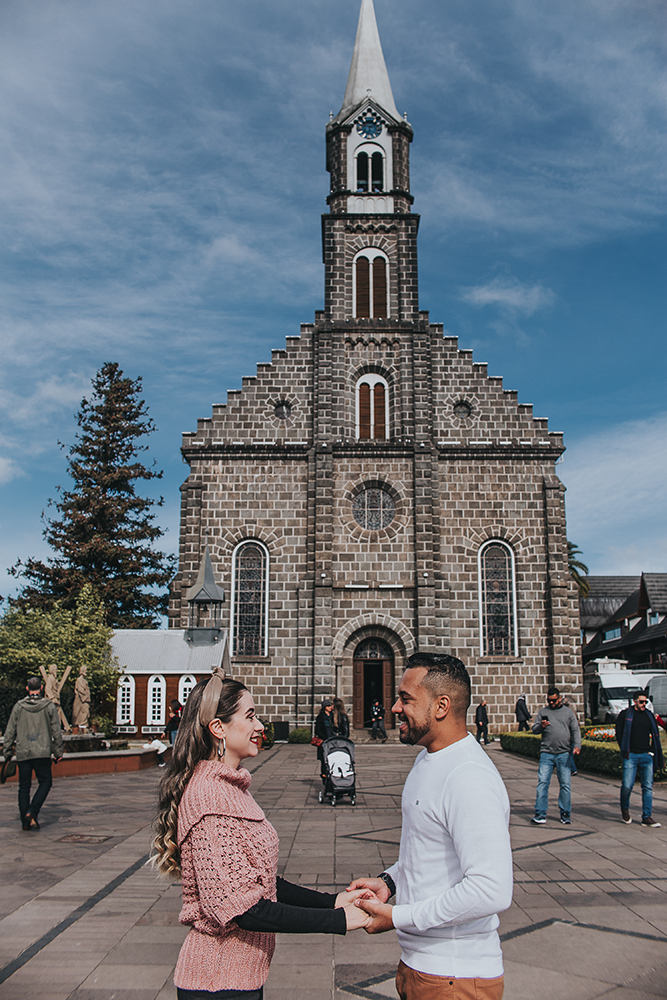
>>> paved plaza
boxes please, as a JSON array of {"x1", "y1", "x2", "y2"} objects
[{"x1": 1, "y1": 743, "x2": 666, "y2": 1000}]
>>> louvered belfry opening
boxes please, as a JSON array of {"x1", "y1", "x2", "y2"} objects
[
  {"x1": 372, "y1": 257, "x2": 387, "y2": 317},
  {"x1": 358, "y1": 382, "x2": 372, "y2": 438},
  {"x1": 356, "y1": 257, "x2": 371, "y2": 317},
  {"x1": 371, "y1": 151, "x2": 383, "y2": 191},
  {"x1": 373, "y1": 383, "x2": 386, "y2": 438}
]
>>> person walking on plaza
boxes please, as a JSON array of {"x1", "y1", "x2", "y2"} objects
[
  {"x1": 616, "y1": 690, "x2": 663, "y2": 827},
  {"x1": 332, "y1": 698, "x2": 350, "y2": 738},
  {"x1": 370, "y1": 698, "x2": 387, "y2": 741},
  {"x1": 314, "y1": 698, "x2": 335, "y2": 781},
  {"x1": 348, "y1": 652, "x2": 513, "y2": 1000},
  {"x1": 515, "y1": 693, "x2": 531, "y2": 731},
  {"x1": 153, "y1": 669, "x2": 371, "y2": 998},
  {"x1": 3, "y1": 676, "x2": 63, "y2": 831},
  {"x1": 531, "y1": 687, "x2": 581, "y2": 825},
  {"x1": 475, "y1": 698, "x2": 490, "y2": 744}
]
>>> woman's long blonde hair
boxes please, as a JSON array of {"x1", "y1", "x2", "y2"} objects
[{"x1": 153, "y1": 675, "x2": 247, "y2": 878}]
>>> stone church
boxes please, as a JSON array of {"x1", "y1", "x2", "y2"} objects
[{"x1": 168, "y1": 0, "x2": 580, "y2": 733}]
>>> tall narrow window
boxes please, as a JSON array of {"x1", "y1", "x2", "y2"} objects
[
  {"x1": 356, "y1": 257, "x2": 370, "y2": 317},
  {"x1": 356, "y1": 375, "x2": 389, "y2": 440},
  {"x1": 356, "y1": 152, "x2": 369, "y2": 192},
  {"x1": 354, "y1": 250, "x2": 389, "y2": 318},
  {"x1": 147, "y1": 674, "x2": 166, "y2": 726},
  {"x1": 478, "y1": 542, "x2": 517, "y2": 657},
  {"x1": 116, "y1": 675, "x2": 135, "y2": 725},
  {"x1": 178, "y1": 674, "x2": 196, "y2": 705},
  {"x1": 232, "y1": 541, "x2": 269, "y2": 657},
  {"x1": 371, "y1": 151, "x2": 383, "y2": 191}
]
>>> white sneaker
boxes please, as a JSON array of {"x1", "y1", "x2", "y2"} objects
[{"x1": 531, "y1": 816, "x2": 546, "y2": 824}]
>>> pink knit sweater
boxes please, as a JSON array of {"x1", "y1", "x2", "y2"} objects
[{"x1": 174, "y1": 759, "x2": 279, "y2": 992}]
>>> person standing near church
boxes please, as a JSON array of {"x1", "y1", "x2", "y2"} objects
[
  {"x1": 348, "y1": 652, "x2": 512, "y2": 1000},
  {"x1": 531, "y1": 687, "x2": 580, "y2": 825},
  {"x1": 616, "y1": 691, "x2": 663, "y2": 827},
  {"x1": 3, "y1": 676, "x2": 63, "y2": 831},
  {"x1": 515, "y1": 693, "x2": 531, "y2": 731},
  {"x1": 475, "y1": 698, "x2": 490, "y2": 745}
]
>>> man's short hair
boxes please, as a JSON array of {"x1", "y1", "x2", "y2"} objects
[
  {"x1": 547, "y1": 686, "x2": 560, "y2": 697},
  {"x1": 405, "y1": 652, "x2": 471, "y2": 716},
  {"x1": 632, "y1": 690, "x2": 646, "y2": 702},
  {"x1": 26, "y1": 676, "x2": 42, "y2": 692}
]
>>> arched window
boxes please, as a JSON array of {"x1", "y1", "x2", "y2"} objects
[
  {"x1": 356, "y1": 375, "x2": 389, "y2": 439},
  {"x1": 355, "y1": 147, "x2": 384, "y2": 193},
  {"x1": 147, "y1": 674, "x2": 166, "y2": 726},
  {"x1": 231, "y1": 540, "x2": 269, "y2": 657},
  {"x1": 178, "y1": 674, "x2": 196, "y2": 705},
  {"x1": 354, "y1": 250, "x2": 388, "y2": 318},
  {"x1": 478, "y1": 541, "x2": 518, "y2": 657},
  {"x1": 116, "y1": 675, "x2": 135, "y2": 725}
]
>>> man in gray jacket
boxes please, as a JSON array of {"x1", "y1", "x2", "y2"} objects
[
  {"x1": 3, "y1": 676, "x2": 64, "y2": 830},
  {"x1": 531, "y1": 686, "x2": 581, "y2": 825}
]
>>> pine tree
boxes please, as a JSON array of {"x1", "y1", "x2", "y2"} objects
[{"x1": 10, "y1": 363, "x2": 175, "y2": 626}]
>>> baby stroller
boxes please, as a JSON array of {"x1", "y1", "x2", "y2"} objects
[{"x1": 318, "y1": 737, "x2": 356, "y2": 807}]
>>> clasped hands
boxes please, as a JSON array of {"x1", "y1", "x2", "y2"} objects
[{"x1": 335, "y1": 877, "x2": 394, "y2": 934}]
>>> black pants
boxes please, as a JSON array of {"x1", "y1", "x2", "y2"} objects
[
  {"x1": 18, "y1": 757, "x2": 53, "y2": 820},
  {"x1": 476, "y1": 724, "x2": 489, "y2": 744},
  {"x1": 372, "y1": 719, "x2": 387, "y2": 740},
  {"x1": 177, "y1": 989, "x2": 262, "y2": 1000},
  {"x1": 517, "y1": 720, "x2": 530, "y2": 732}
]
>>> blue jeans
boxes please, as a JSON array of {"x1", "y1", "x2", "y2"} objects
[
  {"x1": 534, "y1": 752, "x2": 571, "y2": 819},
  {"x1": 621, "y1": 753, "x2": 653, "y2": 820}
]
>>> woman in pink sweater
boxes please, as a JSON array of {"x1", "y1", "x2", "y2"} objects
[{"x1": 154, "y1": 669, "x2": 371, "y2": 1000}]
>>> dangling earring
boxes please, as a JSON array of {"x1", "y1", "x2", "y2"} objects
[{"x1": 218, "y1": 735, "x2": 226, "y2": 759}]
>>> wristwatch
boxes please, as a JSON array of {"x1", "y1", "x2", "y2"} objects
[{"x1": 377, "y1": 872, "x2": 396, "y2": 898}]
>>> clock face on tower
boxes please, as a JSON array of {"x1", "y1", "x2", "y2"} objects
[{"x1": 356, "y1": 113, "x2": 382, "y2": 139}]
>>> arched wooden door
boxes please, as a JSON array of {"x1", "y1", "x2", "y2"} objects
[{"x1": 352, "y1": 638, "x2": 395, "y2": 730}]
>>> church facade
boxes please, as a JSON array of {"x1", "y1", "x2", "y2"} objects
[{"x1": 168, "y1": 0, "x2": 580, "y2": 732}]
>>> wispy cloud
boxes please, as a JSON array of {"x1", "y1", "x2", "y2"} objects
[
  {"x1": 560, "y1": 412, "x2": 667, "y2": 574},
  {"x1": 461, "y1": 276, "x2": 555, "y2": 315}
]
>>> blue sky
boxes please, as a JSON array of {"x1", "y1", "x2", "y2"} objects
[{"x1": 1, "y1": 0, "x2": 666, "y2": 604}]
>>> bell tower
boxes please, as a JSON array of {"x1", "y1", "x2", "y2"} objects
[{"x1": 323, "y1": 0, "x2": 419, "y2": 322}]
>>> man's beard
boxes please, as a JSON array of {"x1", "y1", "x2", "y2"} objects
[{"x1": 398, "y1": 714, "x2": 431, "y2": 746}]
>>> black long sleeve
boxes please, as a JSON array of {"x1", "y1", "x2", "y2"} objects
[{"x1": 235, "y1": 879, "x2": 345, "y2": 935}]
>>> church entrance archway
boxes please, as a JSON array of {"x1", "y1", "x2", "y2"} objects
[{"x1": 352, "y1": 638, "x2": 395, "y2": 730}]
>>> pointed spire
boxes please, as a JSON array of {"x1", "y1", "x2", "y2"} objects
[
  {"x1": 185, "y1": 545, "x2": 225, "y2": 604},
  {"x1": 339, "y1": 0, "x2": 399, "y2": 121}
]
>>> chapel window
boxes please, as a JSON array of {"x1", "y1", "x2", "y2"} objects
[
  {"x1": 116, "y1": 675, "x2": 135, "y2": 726},
  {"x1": 232, "y1": 540, "x2": 269, "y2": 657},
  {"x1": 178, "y1": 674, "x2": 196, "y2": 705},
  {"x1": 147, "y1": 674, "x2": 166, "y2": 726},
  {"x1": 356, "y1": 375, "x2": 389, "y2": 440},
  {"x1": 478, "y1": 542, "x2": 517, "y2": 657}
]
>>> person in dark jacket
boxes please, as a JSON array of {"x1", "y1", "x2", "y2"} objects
[
  {"x1": 515, "y1": 694, "x2": 531, "y2": 732},
  {"x1": 370, "y1": 699, "x2": 387, "y2": 742},
  {"x1": 332, "y1": 698, "x2": 350, "y2": 739},
  {"x1": 615, "y1": 691, "x2": 663, "y2": 827},
  {"x1": 3, "y1": 676, "x2": 64, "y2": 830},
  {"x1": 475, "y1": 700, "x2": 490, "y2": 745},
  {"x1": 314, "y1": 699, "x2": 334, "y2": 780}
]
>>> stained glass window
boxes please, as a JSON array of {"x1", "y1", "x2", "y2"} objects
[
  {"x1": 352, "y1": 488, "x2": 395, "y2": 530},
  {"x1": 233, "y1": 541, "x2": 268, "y2": 656},
  {"x1": 479, "y1": 543, "x2": 516, "y2": 656}
]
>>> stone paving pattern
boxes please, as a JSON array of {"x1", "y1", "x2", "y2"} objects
[{"x1": 1, "y1": 743, "x2": 666, "y2": 999}]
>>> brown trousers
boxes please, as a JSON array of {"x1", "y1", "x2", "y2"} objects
[{"x1": 396, "y1": 960, "x2": 504, "y2": 1000}]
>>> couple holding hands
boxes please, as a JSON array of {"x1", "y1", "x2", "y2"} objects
[{"x1": 154, "y1": 653, "x2": 513, "y2": 1000}]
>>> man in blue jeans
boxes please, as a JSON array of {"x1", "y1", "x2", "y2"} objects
[
  {"x1": 615, "y1": 691, "x2": 663, "y2": 828},
  {"x1": 531, "y1": 687, "x2": 581, "y2": 825}
]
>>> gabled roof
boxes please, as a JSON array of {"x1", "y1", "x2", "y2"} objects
[
  {"x1": 642, "y1": 574, "x2": 667, "y2": 614},
  {"x1": 607, "y1": 589, "x2": 642, "y2": 624},
  {"x1": 336, "y1": 0, "x2": 400, "y2": 124},
  {"x1": 185, "y1": 545, "x2": 225, "y2": 604},
  {"x1": 112, "y1": 629, "x2": 230, "y2": 675},
  {"x1": 579, "y1": 576, "x2": 639, "y2": 629}
]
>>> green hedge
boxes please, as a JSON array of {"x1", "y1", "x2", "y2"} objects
[
  {"x1": 499, "y1": 731, "x2": 622, "y2": 777},
  {"x1": 288, "y1": 727, "x2": 312, "y2": 744}
]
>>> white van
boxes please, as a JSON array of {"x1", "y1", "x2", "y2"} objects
[
  {"x1": 646, "y1": 675, "x2": 667, "y2": 718},
  {"x1": 584, "y1": 658, "x2": 662, "y2": 721}
]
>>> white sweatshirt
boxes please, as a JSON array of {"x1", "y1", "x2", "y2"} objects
[{"x1": 387, "y1": 733, "x2": 512, "y2": 978}]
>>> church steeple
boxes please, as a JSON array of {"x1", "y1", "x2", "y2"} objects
[
  {"x1": 323, "y1": 0, "x2": 418, "y2": 322},
  {"x1": 338, "y1": 0, "x2": 400, "y2": 123}
]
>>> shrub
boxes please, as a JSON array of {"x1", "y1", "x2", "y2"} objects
[
  {"x1": 288, "y1": 727, "x2": 312, "y2": 744},
  {"x1": 499, "y1": 731, "x2": 623, "y2": 778}
]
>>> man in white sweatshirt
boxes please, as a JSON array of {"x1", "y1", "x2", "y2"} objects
[{"x1": 349, "y1": 652, "x2": 513, "y2": 1000}]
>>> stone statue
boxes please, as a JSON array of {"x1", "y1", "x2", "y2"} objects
[
  {"x1": 39, "y1": 662, "x2": 73, "y2": 732},
  {"x1": 72, "y1": 665, "x2": 91, "y2": 730}
]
